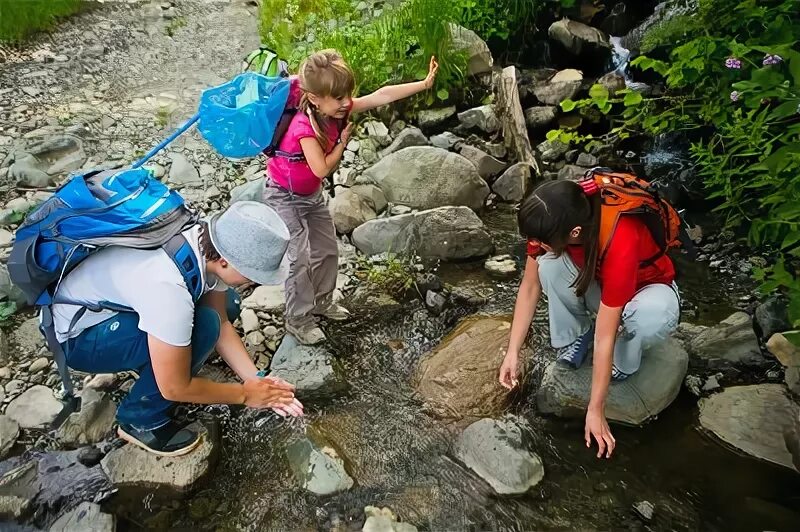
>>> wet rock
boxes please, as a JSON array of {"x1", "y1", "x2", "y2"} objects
[
  {"x1": 358, "y1": 147, "x2": 489, "y2": 211},
  {"x1": 457, "y1": 105, "x2": 500, "y2": 134},
  {"x1": 538, "y1": 338, "x2": 688, "y2": 425},
  {"x1": 352, "y1": 206, "x2": 493, "y2": 261},
  {"x1": 448, "y1": 24, "x2": 493, "y2": 76},
  {"x1": 414, "y1": 273, "x2": 442, "y2": 295},
  {"x1": 415, "y1": 317, "x2": 514, "y2": 421},
  {"x1": 548, "y1": 18, "x2": 611, "y2": 56},
  {"x1": 533, "y1": 69, "x2": 583, "y2": 106},
  {"x1": 598, "y1": 72, "x2": 626, "y2": 96},
  {"x1": 330, "y1": 188, "x2": 377, "y2": 234},
  {"x1": 492, "y1": 163, "x2": 531, "y2": 203},
  {"x1": 699, "y1": 384, "x2": 799, "y2": 472},
  {"x1": 363, "y1": 506, "x2": 418, "y2": 532},
  {"x1": 168, "y1": 152, "x2": 201, "y2": 186},
  {"x1": 229, "y1": 178, "x2": 264, "y2": 204},
  {"x1": 380, "y1": 127, "x2": 429, "y2": 158},
  {"x1": 430, "y1": 132, "x2": 463, "y2": 151},
  {"x1": 56, "y1": 389, "x2": 116, "y2": 445},
  {"x1": 0, "y1": 449, "x2": 114, "y2": 520},
  {"x1": 424, "y1": 290, "x2": 447, "y2": 316},
  {"x1": 484, "y1": 255, "x2": 518, "y2": 278},
  {"x1": 50, "y1": 501, "x2": 115, "y2": 532},
  {"x1": 688, "y1": 312, "x2": 765, "y2": 369},
  {"x1": 458, "y1": 145, "x2": 507, "y2": 181},
  {"x1": 364, "y1": 121, "x2": 392, "y2": 148},
  {"x1": 6, "y1": 385, "x2": 63, "y2": 429},
  {"x1": 77, "y1": 446, "x2": 104, "y2": 468},
  {"x1": 524, "y1": 106, "x2": 558, "y2": 129},
  {"x1": 287, "y1": 434, "x2": 353, "y2": 495},
  {"x1": 0, "y1": 415, "x2": 19, "y2": 459},
  {"x1": 101, "y1": 423, "x2": 217, "y2": 490},
  {"x1": 242, "y1": 284, "x2": 285, "y2": 313},
  {"x1": 351, "y1": 184, "x2": 388, "y2": 214},
  {"x1": 349, "y1": 286, "x2": 402, "y2": 316},
  {"x1": 755, "y1": 297, "x2": 791, "y2": 339},
  {"x1": 633, "y1": 501, "x2": 655, "y2": 522},
  {"x1": 269, "y1": 334, "x2": 344, "y2": 396},
  {"x1": 417, "y1": 107, "x2": 456, "y2": 129},
  {"x1": 455, "y1": 416, "x2": 544, "y2": 494}
]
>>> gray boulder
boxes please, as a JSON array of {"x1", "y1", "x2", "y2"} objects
[
  {"x1": 351, "y1": 184, "x2": 387, "y2": 214},
  {"x1": 699, "y1": 384, "x2": 799, "y2": 472},
  {"x1": 558, "y1": 164, "x2": 589, "y2": 181},
  {"x1": 56, "y1": 389, "x2": 116, "y2": 446},
  {"x1": 533, "y1": 69, "x2": 583, "y2": 106},
  {"x1": 230, "y1": 178, "x2": 264, "y2": 204},
  {"x1": 430, "y1": 132, "x2": 463, "y2": 151},
  {"x1": 269, "y1": 334, "x2": 344, "y2": 397},
  {"x1": 457, "y1": 105, "x2": 500, "y2": 133},
  {"x1": 492, "y1": 163, "x2": 531, "y2": 203},
  {"x1": 358, "y1": 147, "x2": 489, "y2": 211},
  {"x1": 352, "y1": 206, "x2": 493, "y2": 261},
  {"x1": 524, "y1": 106, "x2": 558, "y2": 128},
  {"x1": 10, "y1": 135, "x2": 86, "y2": 187},
  {"x1": 287, "y1": 434, "x2": 353, "y2": 495},
  {"x1": 50, "y1": 501, "x2": 115, "y2": 532},
  {"x1": 329, "y1": 188, "x2": 377, "y2": 234},
  {"x1": 417, "y1": 106, "x2": 456, "y2": 129},
  {"x1": 448, "y1": 24, "x2": 493, "y2": 76},
  {"x1": 0, "y1": 415, "x2": 19, "y2": 459},
  {"x1": 242, "y1": 284, "x2": 285, "y2": 313},
  {"x1": 364, "y1": 121, "x2": 392, "y2": 147},
  {"x1": 168, "y1": 152, "x2": 201, "y2": 186},
  {"x1": 101, "y1": 423, "x2": 217, "y2": 491},
  {"x1": 548, "y1": 18, "x2": 611, "y2": 56},
  {"x1": 458, "y1": 145, "x2": 507, "y2": 181},
  {"x1": 6, "y1": 385, "x2": 62, "y2": 429},
  {"x1": 9, "y1": 155, "x2": 51, "y2": 188},
  {"x1": 380, "y1": 127, "x2": 429, "y2": 158},
  {"x1": 455, "y1": 417, "x2": 544, "y2": 494},
  {"x1": 688, "y1": 312, "x2": 766, "y2": 369},
  {"x1": 537, "y1": 338, "x2": 688, "y2": 425},
  {"x1": 537, "y1": 139, "x2": 570, "y2": 162}
]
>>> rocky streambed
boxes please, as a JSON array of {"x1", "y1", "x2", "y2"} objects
[{"x1": 0, "y1": 1, "x2": 799, "y2": 530}]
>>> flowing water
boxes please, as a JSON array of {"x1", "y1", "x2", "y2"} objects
[{"x1": 107, "y1": 206, "x2": 800, "y2": 531}]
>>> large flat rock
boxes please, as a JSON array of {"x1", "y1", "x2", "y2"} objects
[
  {"x1": 699, "y1": 384, "x2": 799, "y2": 472},
  {"x1": 537, "y1": 338, "x2": 688, "y2": 425},
  {"x1": 269, "y1": 334, "x2": 344, "y2": 398},
  {"x1": 689, "y1": 312, "x2": 765, "y2": 369}
]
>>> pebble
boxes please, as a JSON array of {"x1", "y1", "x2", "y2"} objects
[
  {"x1": 28, "y1": 357, "x2": 50, "y2": 374},
  {"x1": 239, "y1": 308, "x2": 260, "y2": 334},
  {"x1": 5, "y1": 380, "x2": 25, "y2": 395},
  {"x1": 633, "y1": 501, "x2": 655, "y2": 521}
]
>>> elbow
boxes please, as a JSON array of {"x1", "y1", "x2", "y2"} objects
[{"x1": 159, "y1": 382, "x2": 188, "y2": 402}]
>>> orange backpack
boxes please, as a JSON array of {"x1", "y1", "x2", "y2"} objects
[{"x1": 581, "y1": 168, "x2": 686, "y2": 266}]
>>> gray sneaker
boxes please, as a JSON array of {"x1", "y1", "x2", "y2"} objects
[
  {"x1": 312, "y1": 301, "x2": 351, "y2": 321},
  {"x1": 286, "y1": 321, "x2": 326, "y2": 345}
]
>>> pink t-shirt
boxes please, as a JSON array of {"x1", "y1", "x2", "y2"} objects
[{"x1": 267, "y1": 112, "x2": 339, "y2": 195}]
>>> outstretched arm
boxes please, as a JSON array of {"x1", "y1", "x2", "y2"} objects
[
  {"x1": 351, "y1": 56, "x2": 439, "y2": 113},
  {"x1": 585, "y1": 303, "x2": 623, "y2": 458}
]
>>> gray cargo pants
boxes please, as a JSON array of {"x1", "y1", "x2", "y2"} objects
[
  {"x1": 537, "y1": 253, "x2": 680, "y2": 374},
  {"x1": 263, "y1": 183, "x2": 338, "y2": 327}
]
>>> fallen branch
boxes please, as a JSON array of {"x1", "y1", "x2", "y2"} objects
[{"x1": 494, "y1": 65, "x2": 540, "y2": 178}]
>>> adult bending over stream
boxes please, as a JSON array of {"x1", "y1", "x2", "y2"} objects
[{"x1": 499, "y1": 178, "x2": 680, "y2": 458}]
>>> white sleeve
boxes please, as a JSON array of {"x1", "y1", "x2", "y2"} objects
[{"x1": 127, "y1": 278, "x2": 195, "y2": 347}]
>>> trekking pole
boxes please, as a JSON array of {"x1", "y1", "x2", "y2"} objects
[{"x1": 130, "y1": 113, "x2": 201, "y2": 169}]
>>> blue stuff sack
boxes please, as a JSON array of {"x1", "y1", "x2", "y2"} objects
[{"x1": 197, "y1": 72, "x2": 291, "y2": 158}]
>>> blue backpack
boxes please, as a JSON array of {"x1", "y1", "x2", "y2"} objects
[{"x1": 8, "y1": 167, "x2": 204, "y2": 423}]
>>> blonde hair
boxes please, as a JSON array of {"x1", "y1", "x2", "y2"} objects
[{"x1": 298, "y1": 49, "x2": 355, "y2": 151}]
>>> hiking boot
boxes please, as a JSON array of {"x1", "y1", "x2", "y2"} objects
[
  {"x1": 286, "y1": 321, "x2": 326, "y2": 345},
  {"x1": 556, "y1": 326, "x2": 594, "y2": 369},
  {"x1": 312, "y1": 301, "x2": 351, "y2": 321},
  {"x1": 117, "y1": 420, "x2": 201, "y2": 457}
]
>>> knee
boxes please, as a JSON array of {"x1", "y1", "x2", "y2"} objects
[
  {"x1": 225, "y1": 288, "x2": 241, "y2": 323},
  {"x1": 623, "y1": 292, "x2": 679, "y2": 341},
  {"x1": 193, "y1": 306, "x2": 222, "y2": 358}
]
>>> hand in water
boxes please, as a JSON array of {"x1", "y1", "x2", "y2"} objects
[
  {"x1": 498, "y1": 349, "x2": 520, "y2": 390},
  {"x1": 585, "y1": 408, "x2": 615, "y2": 458},
  {"x1": 424, "y1": 56, "x2": 439, "y2": 89},
  {"x1": 263, "y1": 376, "x2": 304, "y2": 418},
  {"x1": 243, "y1": 376, "x2": 295, "y2": 409}
]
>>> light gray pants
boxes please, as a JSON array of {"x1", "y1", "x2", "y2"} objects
[
  {"x1": 537, "y1": 253, "x2": 680, "y2": 374},
  {"x1": 263, "y1": 183, "x2": 338, "y2": 327}
]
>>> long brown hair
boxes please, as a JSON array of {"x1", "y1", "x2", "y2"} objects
[
  {"x1": 518, "y1": 180, "x2": 602, "y2": 296},
  {"x1": 297, "y1": 49, "x2": 355, "y2": 151}
]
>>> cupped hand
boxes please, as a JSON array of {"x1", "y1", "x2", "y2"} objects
[
  {"x1": 243, "y1": 377, "x2": 295, "y2": 409},
  {"x1": 498, "y1": 350, "x2": 520, "y2": 390},
  {"x1": 424, "y1": 56, "x2": 439, "y2": 89},
  {"x1": 585, "y1": 408, "x2": 616, "y2": 459}
]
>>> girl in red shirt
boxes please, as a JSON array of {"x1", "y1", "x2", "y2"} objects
[{"x1": 499, "y1": 179, "x2": 680, "y2": 459}]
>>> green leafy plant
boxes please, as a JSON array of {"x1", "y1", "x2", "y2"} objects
[
  {"x1": 154, "y1": 106, "x2": 172, "y2": 128},
  {"x1": 359, "y1": 253, "x2": 417, "y2": 296},
  {"x1": 0, "y1": 0, "x2": 84, "y2": 42},
  {"x1": 0, "y1": 301, "x2": 16, "y2": 323}
]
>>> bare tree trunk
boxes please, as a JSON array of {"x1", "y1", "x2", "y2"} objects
[{"x1": 494, "y1": 66, "x2": 540, "y2": 179}]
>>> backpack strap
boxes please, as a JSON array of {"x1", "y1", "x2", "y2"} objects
[{"x1": 162, "y1": 233, "x2": 204, "y2": 302}]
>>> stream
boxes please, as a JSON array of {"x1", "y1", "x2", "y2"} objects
[{"x1": 107, "y1": 206, "x2": 800, "y2": 531}]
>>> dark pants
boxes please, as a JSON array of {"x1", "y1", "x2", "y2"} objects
[{"x1": 64, "y1": 289, "x2": 241, "y2": 430}]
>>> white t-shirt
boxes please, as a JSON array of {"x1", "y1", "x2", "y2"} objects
[{"x1": 51, "y1": 225, "x2": 228, "y2": 345}]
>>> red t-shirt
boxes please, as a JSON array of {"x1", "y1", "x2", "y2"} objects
[{"x1": 527, "y1": 216, "x2": 675, "y2": 307}]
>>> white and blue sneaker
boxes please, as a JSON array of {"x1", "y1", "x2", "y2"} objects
[
  {"x1": 611, "y1": 365, "x2": 631, "y2": 382},
  {"x1": 556, "y1": 326, "x2": 594, "y2": 369}
]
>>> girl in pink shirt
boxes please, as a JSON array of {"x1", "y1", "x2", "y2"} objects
[{"x1": 264, "y1": 49, "x2": 438, "y2": 344}]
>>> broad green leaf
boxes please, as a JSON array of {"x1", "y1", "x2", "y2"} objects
[
  {"x1": 589, "y1": 84, "x2": 610, "y2": 101},
  {"x1": 560, "y1": 99, "x2": 577, "y2": 112},
  {"x1": 545, "y1": 129, "x2": 561, "y2": 142},
  {"x1": 436, "y1": 88, "x2": 449, "y2": 100},
  {"x1": 623, "y1": 91, "x2": 643, "y2": 107}
]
